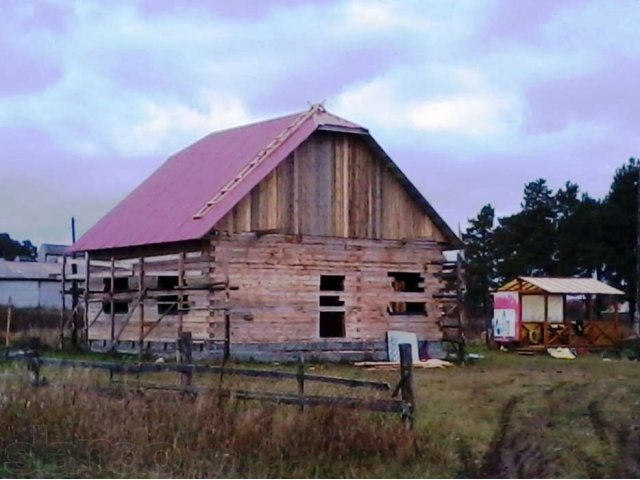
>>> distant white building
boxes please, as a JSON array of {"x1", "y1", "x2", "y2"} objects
[
  {"x1": 38, "y1": 243, "x2": 68, "y2": 263},
  {"x1": 0, "y1": 260, "x2": 65, "y2": 309}
]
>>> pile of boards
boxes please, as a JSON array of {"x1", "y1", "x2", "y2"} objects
[{"x1": 354, "y1": 359, "x2": 454, "y2": 370}]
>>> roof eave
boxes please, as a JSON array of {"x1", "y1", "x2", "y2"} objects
[{"x1": 316, "y1": 125, "x2": 369, "y2": 135}]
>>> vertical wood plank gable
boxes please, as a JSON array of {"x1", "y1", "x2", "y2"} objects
[{"x1": 211, "y1": 131, "x2": 447, "y2": 242}]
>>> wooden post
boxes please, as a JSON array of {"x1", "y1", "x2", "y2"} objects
[
  {"x1": 223, "y1": 312, "x2": 230, "y2": 362},
  {"x1": 177, "y1": 331, "x2": 193, "y2": 388},
  {"x1": 398, "y1": 343, "x2": 414, "y2": 429},
  {"x1": 178, "y1": 252, "x2": 185, "y2": 336},
  {"x1": 28, "y1": 357, "x2": 41, "y2": 386},
  {"x1": 613, "y1": 297, "x2": 620, "y2": 344},
  {"x1": 456, "y1": 252, "x2": 466, "y2": 363},
  {"x1": 83, "y1": 252, "x2": 90, "y2": 346},
  {"x1": 223, "y1": 249, "x2": 231, "y2": 362},
  {"x1": 518, "y1": 291, "x2": 524, "y2": 342},
  {"x1": 543, "y1": 294, "x2": 549, "y2": 347},
  {"x1": 5, "y1": 298, "x2": 12, "y2": 348},
  {"x1": 297, "y1": 354, "x2": 305, "y2": 412},
  {"x1": 138, "y1": 257, "x2": 145, "y2": 358},
  {"x1": 59, "y1": 255, "x2": 67, "y2": 349},
  {"x1": 70, "y1": 250, "x2": 79, "y2": 347},
  {"x1": 109, "y1": 257, "x2": 115, "y2": 350}
]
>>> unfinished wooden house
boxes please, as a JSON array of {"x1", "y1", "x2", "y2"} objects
[{"x1": 66, "y1": 104, "x2": 462, "y2": 361}]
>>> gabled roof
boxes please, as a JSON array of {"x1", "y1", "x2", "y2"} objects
[
  {"x1": 69, "y1": 105, "x2": 459, "y2": 252},
  {"x1": 498, "y1": 276, "x2": 624, "y2": 295}
]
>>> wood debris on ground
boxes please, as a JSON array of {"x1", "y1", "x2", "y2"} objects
[{"x1": 354, "y1": 359, "x2": 454, "y2": 369}]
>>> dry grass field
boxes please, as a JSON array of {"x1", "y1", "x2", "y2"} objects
[{"x1": 0, "y1": 346, "x2": 639, "y2": 478}]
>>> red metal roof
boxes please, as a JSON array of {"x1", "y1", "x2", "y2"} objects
[{"x1": 69, "y1": 105, "x2": 459, "y2": 252}]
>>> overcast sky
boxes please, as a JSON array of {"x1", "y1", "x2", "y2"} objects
[{"x1": 1, "y1": 0, "x2": 638, "y2": 247}]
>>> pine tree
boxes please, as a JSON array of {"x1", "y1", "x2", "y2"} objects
[
  {"x1": 493, "y1": 179, "x2": 557, "y2": 282},
  {"x1": 601, "y1": 158, "x2": 638, "y2": 320},
  {"x1": 462, "y1": 204, "x2": 496, "y2": 314}
]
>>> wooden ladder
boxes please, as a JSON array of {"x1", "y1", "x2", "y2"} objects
[{"x1": 436, "y1": 253, "x2": 466, "y2": 363}]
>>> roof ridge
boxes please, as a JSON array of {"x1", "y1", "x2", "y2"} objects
[
  {"x1": 192, "y1": 103, "x2": 324, "y2": 219},
  {"x1": 316, "y1": 110, "x2": 366, "y2": 130},
  {"x1": 205, "y1": 109, "x2": 304, "y2": 136},
  {"x1": 163, "y1": 110, "x2": 306, "y2": 164}
]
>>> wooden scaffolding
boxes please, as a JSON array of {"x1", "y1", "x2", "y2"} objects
[
  {"x1": 59, "y1": 246, "x2": 235, "y2": 358},
  {"x1": 436, "y1": 254, "x2": 466, "y2": 362}
]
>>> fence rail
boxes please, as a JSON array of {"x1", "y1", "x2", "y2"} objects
[
  {"x1": 10, "y1": 356, "x2": 389, "y2": 391},
  {"x1": 1, "y1": 345, "x2": 416, "y2": 426}
]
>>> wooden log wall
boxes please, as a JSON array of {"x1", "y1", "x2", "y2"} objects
[
  {"x1": 214, "y1": 131, "x2": 447, "y2": 242},
  {"x1": 208, "y1": 233, "x2": 445, "y2": 345},
  {"x1": 83, "y1": 233, "x2": 446, "y2": 347}
]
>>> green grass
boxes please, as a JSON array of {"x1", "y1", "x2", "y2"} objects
[{"x1": 1, "y1": 346, "x2": 640, "y2": 477}]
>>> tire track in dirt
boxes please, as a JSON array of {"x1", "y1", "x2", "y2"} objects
[
  {"x1": 459, "y1": 377, "x2": 640, "y2": 478},
  {"x1": 472, "y1": 382, "x2": 586, "y2": 478},
  {"x1": 472, "y1": 394, "x2": 550, "y2": 478},
  {"x1": 588, "y1": 398, "x2": 640, "y2": 478},
  {"x1": 477, "y1": 395, "x2": 521, "y2": 478}
]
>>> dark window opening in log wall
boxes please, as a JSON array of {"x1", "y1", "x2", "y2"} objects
[
  {"x1": 103, "y1": 277, "x2": 129, "y2": 314},
  {"x1": 319, "y1": 295, "x2": 344, "y2": 307},
  {"x1": 320, "y1": 311, "x2": 345, "y2": 337},
  {"x1": 320, "y1": 275, "x2": 345, "y2": 291},
  {"x1": 157, "y1": 276, "x2": 189, "y2": 315},
  {"x1": 388, "y1": 272, "x2": 427, "y2": 316},
  {"x1": 388, "y1": 301, "x2": 427, "y2": 316},
  {"x1": 388, "y1": 272, "x2": 424, "y2": 292}
]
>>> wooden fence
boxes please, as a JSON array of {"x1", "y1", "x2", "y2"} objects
[{"x1": 3, "y1": 342, "x2": 417, "y2": 427}]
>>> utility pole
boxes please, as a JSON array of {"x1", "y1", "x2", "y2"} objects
[{"x1": 635, "y1": 163, "x2": 640, "y2": 335}]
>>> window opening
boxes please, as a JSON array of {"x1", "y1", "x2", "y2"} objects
[{"x1": 320, "y1": 311, "x2": 345, "y2": 337}]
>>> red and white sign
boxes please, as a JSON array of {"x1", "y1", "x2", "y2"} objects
[{"x1": 492, "y1": 292, "x2": 520, "y2": 342}]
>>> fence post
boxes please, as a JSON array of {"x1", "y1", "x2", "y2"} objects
[
  {"x1": 5, "y1": 298, "x2": 12, "y2": 348},
  {"x1": 27, "y1": 358, "x2": 41, "y2": 386},
  {"x1": 223, "y1": 311, "x2": 230, "y2": 362},
  {"x1": 177, "y1": 331, "x2": 193, "y2": 388},
  {"x1": 297, "y1": 354, "x2": 305, "y2": 412},
  {"x1": 26, "y1": 343, "x2": 43, "y2": 387},
  {"x1": 398, "y1": 343, "x2": 414, "y2": 429}
]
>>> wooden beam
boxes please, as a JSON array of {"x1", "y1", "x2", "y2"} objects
[
  {"x1": 178, "y1": 252, "x2": 185, "y2": 336},
  {"x1": 83, "y1": 252, "x2": 90, "y2": 344},
  {"x1": 70, "y1": 250, "x2": 79, "y2": 347},
  {"x1": 16, "y1": 356, "x2": 390, "y2": 390},
  {"x1": 59, "y1": 255, "x2": 66, "y2": 349},
  {"x1": 614, "y1": 297, "x2": 620, "y2": 343},
  {"x1": 254, "y1": 228, "x2": 281, "y2": 237},
  {"x1": 140, "y1": 303, "x2": 178, "y2": 341},
  {"x1": 398, "y1": 343, "x2": 414, "y2": 429},
  {"x1": 5, "y1": 298, "x2": 11, "y2": 348},
  {"x1": 222, "y1": 245, "x2": 231, "y2": 362},
  {"x1": 109, "y1": 257, "x2": 115, "y2": 345},
  {"x1": 107, "y1": 289, "x2": 148, "y2": 350},
  {"x1": 87, "y1": 304, "x2": 104, "y2": 330},
  {"x1": 138, "y1": 257, "x2": 145, "y2": 358},
  {"x1": 109, "y1": 381, "x2": 404, "y2": 413},
  {"x1": 543, "y1": 294, "x2": 549, "y2": 348}
]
